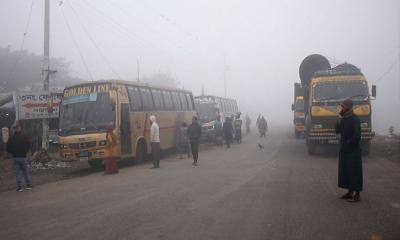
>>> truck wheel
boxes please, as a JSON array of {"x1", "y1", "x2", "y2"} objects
[
  {"x1": 307, "y1": 140, "x2": 317, "y2": 155},
  {"x1": 295, "y1": 131, "x2": 300, "y2": 139},
  {"x1": 88, "y1": 159, "x2": 103, "y2": 170},
  {"x1": 361, "y1": 142, "x2": 370, "y2": 156},
  {"x1": 136, "y1": 140, "x2": 147, "y2": 163}
]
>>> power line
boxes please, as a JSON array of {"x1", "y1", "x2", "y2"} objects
[
  {"x1": 5, "y1": 0, "x2": 36, "y2": 85},
  {"x1": 100, "y1": 0, "x2": 192, "y2": 55},
  {"x1": 59, "y1": 3, "x2": 94, "y2": 81},
  {"x1": 66, "y1": 0, "x2": 122, "y2": 79},
  {"x1": 77, "y1": 0, "x2": 160, "y2": 51},
  {"x1": 374, "y1": 57, "x2": 399, "y2": 84}
]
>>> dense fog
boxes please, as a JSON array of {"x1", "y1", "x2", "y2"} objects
[{"x1": 0, "y1": 0, "x2": 399, "y2": 133}]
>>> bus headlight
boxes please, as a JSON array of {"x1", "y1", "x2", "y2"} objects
[
  {"x1": 59, "y1": 144, "x2": 68, "y2": 149},
  {"x1": 99, "y1": 140, "x2": 107, "y2": 146}
]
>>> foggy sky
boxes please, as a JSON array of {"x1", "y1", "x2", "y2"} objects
[{"x1": 1, "y1": 0, "x2": 399, "y2": 133}]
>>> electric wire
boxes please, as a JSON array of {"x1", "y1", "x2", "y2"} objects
[
  {"x1": 5, "y1": 0, "x2": 37, "y2": 86},
  {"x1": 66, "y1": 0, "x2": 122, "y2": 79},
  {"x1": 59, "y1": 4, "x2": 94, "y2": 81}
]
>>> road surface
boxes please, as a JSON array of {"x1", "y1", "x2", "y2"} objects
[{"x1": 1, "y1": 130, "x2": 399, "y2": 240}]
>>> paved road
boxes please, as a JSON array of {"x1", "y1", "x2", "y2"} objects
[{"x1": 1, "y1": 130, "x2": 399, "y2": 240}]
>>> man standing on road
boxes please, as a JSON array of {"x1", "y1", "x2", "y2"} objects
[
  {"x1": 245, "y1": 114, "x2": 251, "y2": 135},
  {"x1": 150, "y1": 115, "x2": 160, "y2": 169},
  {"x1": 6, "y1": 123, "x2": 33, "y2": 192},
  {"x1": 336, "y1": 99, "x2": 363, "y2": 203},
  {"x1": 234, "y1": 113, "x2": 242, "y2": 143},
  {"x1": 187, "y1": 116, "x2": 202, "y2": 166},
  {"x1": 223, "y1": 117, "x2": 234, "y2": 148}
]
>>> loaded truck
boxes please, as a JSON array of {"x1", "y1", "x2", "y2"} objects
[
  {"x1": 299, "y1": 54, "x2": 376, "y2": 155},
  {"x1": 292, "y1": 83, "x2": 305, "y2": 138}
]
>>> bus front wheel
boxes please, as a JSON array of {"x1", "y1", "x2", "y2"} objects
[{"x1": 88, "y1": 159, "x2": 103, "y2": 170}]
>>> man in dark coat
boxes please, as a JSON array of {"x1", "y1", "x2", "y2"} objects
[
  {"x1": 223, "y1": 117, "x2": 234, "y2": 148},
  {"x1": 187, "y1": 116, "x2": 202, "y2": 166},
  {"x1": 6, "y1": 123, "x2": 33, "y2": 192},
  {"x1": 335, "y1": 99, "x2": 363, "y2": 202}
]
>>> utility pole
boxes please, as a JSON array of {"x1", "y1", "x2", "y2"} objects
[
  {"x1": 137, "y1": 58, "x2": 140, "y2": 82},
  {"x1": 42, "y1": 0, "x2": 55, "y2": 150}
]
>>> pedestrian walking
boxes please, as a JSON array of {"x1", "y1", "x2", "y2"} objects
[
  {"x1": 6, "y1": 123, "x2": 33, "y2": 191},
  {"x1": 187, "y1": 116, "x2": 202, "y2": 166},
  {"x1": 256, "y1": 114, "x2": 261, "y2": 129},
  {"x1": 214, "y1": 116, "x2": 223, "y2": 146},
  {"x1": 177, "y1": 122, "x2": 190, "y2": 159},
  {"x1": 336, "y1": 99, "x2": 363, "y2": 203},
  {"x1": 259, "y1": 116, "x2": 267, "y2": 138},
  {"x1": 150, "y1": 115, "x2": 161, "y2": 168},
  {"x1": 245, "y1": 114, "x2": 251, "y2": 135},
  {"x1": 223, "y1": 117, "x2": 234, "y2": 148},
  {"x1": 234, "y1": 113, "x2": 242, "y2": 143}
]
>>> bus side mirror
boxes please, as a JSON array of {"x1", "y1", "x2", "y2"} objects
[
  {"x1": 291, "y1": 104, "x2": 294, "y2": 111},
  {"x1": 371, "y1": 85, "x2": 376, "y2": 98}
]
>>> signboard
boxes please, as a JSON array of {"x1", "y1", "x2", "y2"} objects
[{"x1": 16, "y1": 92, "x2": 62, "y2": 120}]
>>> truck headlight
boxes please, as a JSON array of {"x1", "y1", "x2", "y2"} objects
[
  {"x1": 99, "y1": 140, "x2": 107, "y2": 146},
  {"x1": 360, "y1": 122, "x2": 368, "y2": 128},
  {"x1": 312, "y1": 124, "x2": 323, "y2": 129}
]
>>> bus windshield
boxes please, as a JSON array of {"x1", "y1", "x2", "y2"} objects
[
  {"x1": 197, "y1": 102, "x2": 218, "y2": 123},
  {"x1": 313, "y1": 80, "x2": 368, "y2": 102},
  {"x1": 59, "y1": 92, "x2": 115, "y2": 135}
]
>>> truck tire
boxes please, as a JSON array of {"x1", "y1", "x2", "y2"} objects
[
  {"x1": 307, "y1": 140, "x2": 317, "y2": 155},
  {"x1": 295, "y1": 131, "x2": 300, "y2": 139},
  {"x1": 135, "y1": 140, "x2": 147, "y2": 164},
  {"x1": 88, "y1": 159, "x2": 103, "y2": 170},
  {"x1": 361, "y1": 142, "x2": 370, "y2": 156}
]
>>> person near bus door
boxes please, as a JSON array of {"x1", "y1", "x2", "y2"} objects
[
  {"x1": 223, "y1": 117, "x2": 234, "y2": 148},
  {"x1": 150, "y1": 115, "x2": 161, "y2": 168},
  {"x1": 6, "y1": 122, "x2": 33, "y2": 192},
  {"x1": 336, "y1": 99, "x2": 363, "y2": 203},
  {"x1": 187, "y1": 116, "x2": 202, "y2": 166},
  {"x1": 234, "y1": 113, "x2": 242, "y2": 143},
  {"x1": 177, "y1": 122, "x2": 190, "y2": 159}
]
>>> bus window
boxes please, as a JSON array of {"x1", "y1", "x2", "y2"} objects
[
  {"x1": 127, "y1": 86, "x2": 142, "y2": 111},
  {"x1": 152, "y1": 89, "x2": 164, "y2": 110},
  {"x1": 162, "y1": 90, "x2": 173, "y2": 110},
  {"x1": 179, "y1": 92, "x2": 188, "y2": 110},
  {"x1": 185, "y1": 93, "x2": 193, "y2": 110},
  {"x1": 140, "y1": 88, "x2": 154, "y2": 111},
  {"x1": 171, "y1": 92, "x2": 182, "y2": 110},
  {"x1": 221, "y1": 99, "x2": 227, "y2": 112}
]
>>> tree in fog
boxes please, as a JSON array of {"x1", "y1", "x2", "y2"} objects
[{"x1": 0, "y1": 46, "x2": 82, "y2": 92}]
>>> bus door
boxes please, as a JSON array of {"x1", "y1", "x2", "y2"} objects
[{"x1": 120, "y1": 103, "x2": 132, "y2": 154}]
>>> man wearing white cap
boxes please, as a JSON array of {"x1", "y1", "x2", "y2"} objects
[{"x1": 149, "y1": 115, "x2": 160, "y2": 168}]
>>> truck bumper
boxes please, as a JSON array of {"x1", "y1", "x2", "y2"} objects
[{"x1": 308, "y1": 129, "x2": 375, "y2": 144}]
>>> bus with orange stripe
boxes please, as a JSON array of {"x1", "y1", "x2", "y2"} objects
[{"x1": 58, "y1": 80, "x2": 196, "y2": 168}]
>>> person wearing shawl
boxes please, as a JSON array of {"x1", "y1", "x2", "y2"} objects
[{"x1": 335, "y1": 99, "x2": 363, "y2": 203}]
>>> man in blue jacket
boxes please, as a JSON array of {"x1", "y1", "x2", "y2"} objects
[{"x1": 6, "y1": 123, "x2": 33, "y2": 192}]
